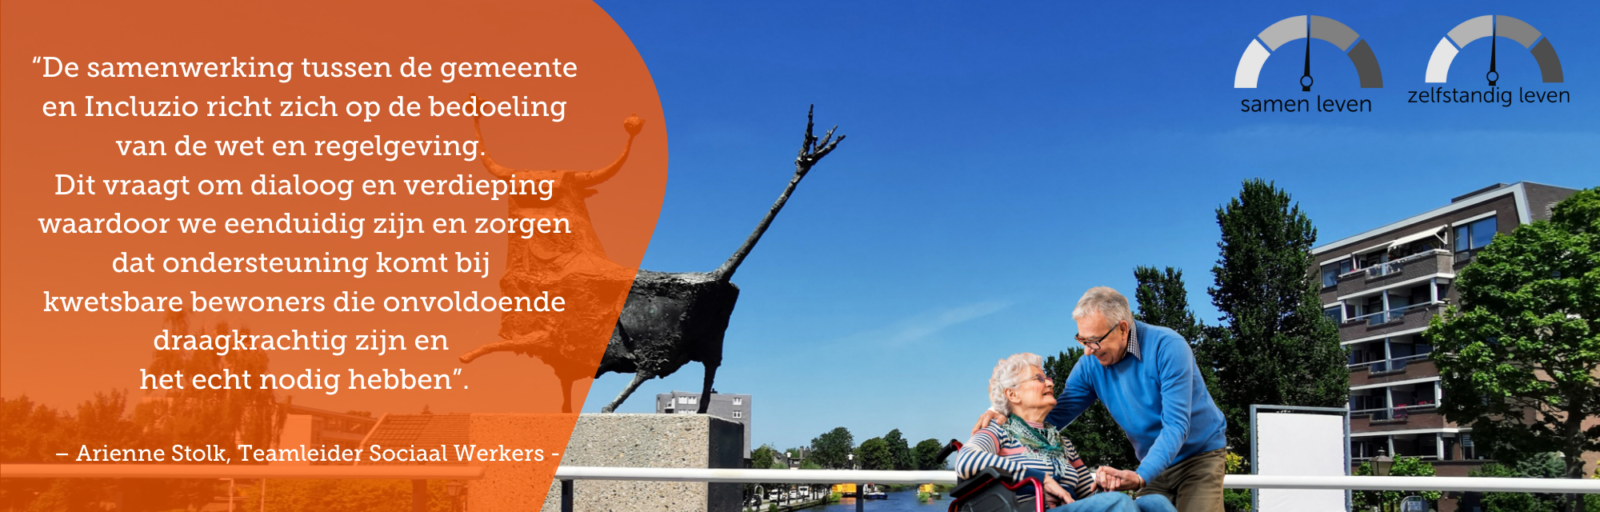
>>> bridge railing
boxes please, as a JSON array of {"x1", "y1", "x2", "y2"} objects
[
  {"x1": 6, "y1": 464, "x2": 1598, "y2": 511},
  {"x1": 553, "y1": 466, "x2": 1600, "y2": 512},
  {"x1": 1, "y1": 464, "x2": 483, "y2": 512}
]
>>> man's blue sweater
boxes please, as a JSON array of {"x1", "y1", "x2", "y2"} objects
[{"x1": 1045, "y1": 321, "x2": 1227, "y2": 485}]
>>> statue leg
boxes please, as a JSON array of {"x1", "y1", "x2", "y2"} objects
[
  {"x1": 600, "y1": 372, "x2": 650, "y2": 413},
  {"x1": 696, "y1": 363, "x2": 718, "y2": 414},
  {"x1": 560, "y1": 376, "x2": 575, "y2": 414}
]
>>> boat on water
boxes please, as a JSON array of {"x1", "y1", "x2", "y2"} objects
[{"x1": 862, "y1": 484, "x2": 888, "y2": 499}]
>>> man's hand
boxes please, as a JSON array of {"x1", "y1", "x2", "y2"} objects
[
  {"x1": 1040, "y1": 477, "x2": 1074, "y2": 507},
  {"x1": 970, "y1": 409, "x2": 1005, "y2": 434},
  {"x1": 1095, "y1": 466, "x2": 1144, "y2": 492}
]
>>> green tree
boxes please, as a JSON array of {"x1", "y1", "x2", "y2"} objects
[
  {"x1": 1207, "y1": 179, "x2": 1348, "y2": 458},
  {"x1": 0, "y1": 396, "x2": 72, "y2": 511},
  {"x1": 809, "y1": 427, "x2": 855, "y2": 469},
  {"x1": 1471, "y1": 453, "x2": 1568, "y2": 512},
  {"x1": 1134, "y1": 266, "x2": 1204, "y2": 341},
  {"x1": 883, "y1": 429, "x2": 913, "y2": 470},
  {"x1": 1043, "y1": 349, "x2": 1138, "y2": 471},
  {"x1": 1353, "y1": 456, "x2": 1442, "y2": 511},
  {"x1": 1426, "y1": 188, "x2": 1600, "y2": 512},
  {"x1": 911, "y1": 438, "x2": 947, "y2": 470},
  {"x1": 856, "y1": 437, "x2": 894, "y2": 470},
  {"x1": 0, "y1": 313, "x2": 289, "y2": 512},
  {"x1": 1222, "y1": 452, "x2": 1252, "y2": 512},
  {"x1": 1133, "y1": 265, "x2": 1225, "y2": 414},
  {"x1": 750, "y1": 444, "x2": 779, "y2": 469}
]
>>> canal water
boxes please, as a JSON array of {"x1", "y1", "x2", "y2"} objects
[{"x1": 804, "y1": 490, "x2": 950, "y2": 511}]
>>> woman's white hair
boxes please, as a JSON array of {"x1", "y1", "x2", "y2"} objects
[
  {"x1": 988, "y1": 352, "x2": 1043, "y2": 416},
  {"x1": 1072, "y1": 286, "x2": 1134, "y2": 328}
]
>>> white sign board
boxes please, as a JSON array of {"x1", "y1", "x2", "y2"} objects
[{"x1": 1255, "y1": 411, "x2": 1347, "y2": 512}]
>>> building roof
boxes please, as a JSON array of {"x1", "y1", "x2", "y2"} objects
[{"x1": 1312, "y1": 181, "x2": 1575, "y2": 256}]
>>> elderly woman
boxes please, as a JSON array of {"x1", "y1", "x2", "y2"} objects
[{"x1": 955, "y1": 353, "x2": 1139, "y2": 512}]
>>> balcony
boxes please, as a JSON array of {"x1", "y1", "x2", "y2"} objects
[
  {"x1": 1350, "y1": 357, "x2": 1438, "y2": 388},
  {"x1": 1340, "y1": 302, "x2": 1442, "y2": 339},
  {"x1": 1333, "y1": 250, "x2": 1451, "y2": 297},
  {"x1": 1350, "y1": 403, "x2": 1445, "y2": 432}
]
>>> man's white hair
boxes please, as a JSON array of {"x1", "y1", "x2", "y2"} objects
[
  {"x1": 988, "y1": 352, "x2": 1043, "y2": 416},
  {"x1": 1073, "y1": 286, "x2": 1135, "y2": 329}
]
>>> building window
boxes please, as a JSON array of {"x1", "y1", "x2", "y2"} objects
[
  {"x1": 732, "y1": 410, "x2": 742, "y2": 419},
  {"x1": 1320, "y1": 259, "x2": 1354, "y2": 288},
  {"x1": 1454, "y1": 216, "x2": 1497, "y2": 253},
  {"x1": 1323, "y1": 306, "x2": 1341, "y2": 324},
  {"x1": 678, "y1": 396, "x2": 697, "y2": 405},
  {"x1": 732, "y1": 397, "x2": 742, "y2": 406}
]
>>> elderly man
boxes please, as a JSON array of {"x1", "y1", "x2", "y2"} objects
[{"x1": 974, "y1": 286, "x2": 1228, "y2": 512}]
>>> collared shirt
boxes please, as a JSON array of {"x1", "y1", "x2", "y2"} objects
[
  {"x1": 1124, "y1": 321, "x2": 1141, "y2": 361},
  {"x1": 1050, "y1": 321, "x2": 1228, "y2": 485}
]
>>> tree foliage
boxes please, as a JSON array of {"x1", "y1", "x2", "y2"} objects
[
  {"x1": 1133, "y1": 265, "x2": 1225, "y2": 417},
  {"x1": 1352, "y1": 456, "x2": 1442, "y2": 510},
  {"x1": 750, "y1": 445, "x2": 779, "y2": 469},
  {"x1": 808, "y1": 427, "x2": 855, "y2": 469},
  {"x1": 1471, "y1": 453, "x2": 1567, "y2": 512},
  {"x1": 882, "y1": 429, "x2": 913, "y2": 470},
  {"x1": 1206, "y1": 179, "x2": 1348, "y2": 457},
  {"x1": 1043, "y1": 349, "x2": 1139, "y2": 471},
  {"x1": 856, "y1": 437, "x2": 894, "y2": 470},
  {"x1": 911, "y1": 438, "x2": 947, "y2": 470},
  {"x1": 1, "y1": 312, "x2": 288, "y2": 512},
  {"x1": 1426, "y1": 188, "x2": 1600, "y2": 488}
]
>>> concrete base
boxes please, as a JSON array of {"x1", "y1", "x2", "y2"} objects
[
  {"x1": 464, "y1": 414, "x2": 575, "y2": 511},
  {"x1": 539, "y1": 414, "x2": 744, "y2": 512}
]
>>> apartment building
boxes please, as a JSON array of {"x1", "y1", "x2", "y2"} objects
[
  {"x1": 1309, "y1": 182, "x2": 1578, "y2": 482},
  {"x1": 656, "y1": 390, "x2": 752, "y2": 459}
]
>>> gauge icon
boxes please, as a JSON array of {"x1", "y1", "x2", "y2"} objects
[
  {"x1": 1234, "y1": 15, "x2": 1383, "y2": 90},
  {"x1": 1425, "y1": 15, "x2": 1562, "y2": 86}
]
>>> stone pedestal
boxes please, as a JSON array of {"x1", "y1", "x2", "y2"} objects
[{"x1": 539, "y1": 413, "x2": 744, "y2": 512}]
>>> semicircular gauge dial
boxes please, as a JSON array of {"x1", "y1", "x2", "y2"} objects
[
  {"x1": 1425, "y1": 15, "x2": 1562, "y2": 85},
  {"x1": 1234, "y1": 15, "x2": 1383, "y2": 90}
]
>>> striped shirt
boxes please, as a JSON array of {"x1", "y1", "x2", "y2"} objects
[{"x1": 955, "y1": 423, "x2": 1095, "y2": 499}]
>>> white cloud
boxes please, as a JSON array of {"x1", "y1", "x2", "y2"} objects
[{"x1": 841, "y1": 299, "x2": 1013, "y2": 347}]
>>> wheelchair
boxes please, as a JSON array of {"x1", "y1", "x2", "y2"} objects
[{"x1": 934, "y1": 440, "x2": 1049, "y2": 512}]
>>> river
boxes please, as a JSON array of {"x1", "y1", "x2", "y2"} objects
[{"x1": 802, "y1": 490, "x2": 950, "y2": 511}]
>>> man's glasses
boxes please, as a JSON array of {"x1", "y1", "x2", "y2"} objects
[{"x1": 1075, "y1": 322, "x2": 1122, "y2": 351}]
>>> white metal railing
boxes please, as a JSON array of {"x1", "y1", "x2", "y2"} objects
[
  {"x1": 1348, "y1": 302, "x2": 1438, "y2": 326},
  {"x1": 0, "y1": 464, "x2": 484, "y2": 480},
  {"x1": 550, "y1": 466, "x2": 1600, "y2": 494},
  {"x1": 1351, "y1": 402, "x2": 1439, "y2": 421},
  {"x1": 7, "y1": 464, "x2": 1599, "y2": 512},
  {"x1": 556, "y1": 466, "x2": 954, "y2": 484},
  {"x1": 1, "y1": 464, "x2": 481, "y2": 512},
  {"x1": 1366, "y1": 261, "x2": 1403, "y2": 278},
  {"x1": 1364, "y1": 250, "x2": 1447, "y2": 279},
  {"x1": 1348, "y1": 353, "x2": 1432, "y2": 373}
]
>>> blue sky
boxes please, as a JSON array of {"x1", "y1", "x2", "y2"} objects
[{"x1": 585, "y1": 0, "x2": 1599, "y2": 450}]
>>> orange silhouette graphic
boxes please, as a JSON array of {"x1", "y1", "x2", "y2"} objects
[{"x1": 458, "y1": 106, "x2": 644, "y2": 413}]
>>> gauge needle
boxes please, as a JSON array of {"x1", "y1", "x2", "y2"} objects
[
  {"x1": 1487, "y1": 17, "x2": 1498, "y2": 86},
  {"x1": 1301, "y1": 18, "x2": 1313, "y2": 91}
]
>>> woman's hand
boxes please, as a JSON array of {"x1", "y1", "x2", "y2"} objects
[
  {"x1": 1040, "y1": 477, "x2": 1075, "y2": 507},
  {"x1": 1095, "y1": 466, "x2": 1145, "y2": 492},
  {"x1": 969, "y1": 409, "x2": 1005, "y2": 434}
]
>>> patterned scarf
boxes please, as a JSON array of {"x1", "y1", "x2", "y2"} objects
[{"x1": 1002, "y1": 414, "x2": 1073, "y2": 477}]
